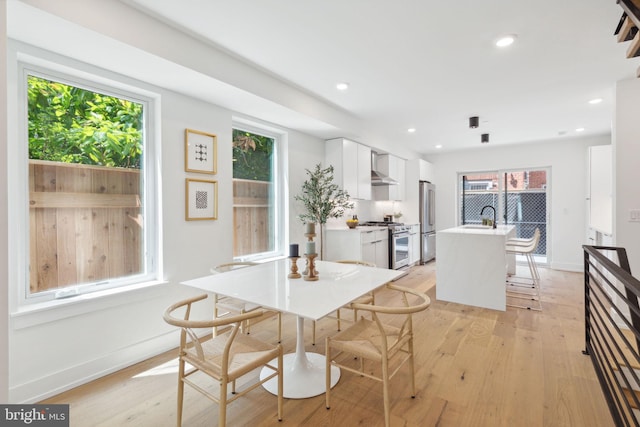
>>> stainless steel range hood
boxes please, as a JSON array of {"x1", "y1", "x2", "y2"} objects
[{"x1": 371, "y1": 152, "x2": 398, "y2": 186}]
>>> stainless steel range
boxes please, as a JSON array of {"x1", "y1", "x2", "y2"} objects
[{"x1": 360, "y1": 221, "x2": 411, "y2": 270}]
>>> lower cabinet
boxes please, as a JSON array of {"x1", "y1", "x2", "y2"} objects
[
  {"x1": 325, "y1": 228, "x2": 389, "y2": 269},
  {"x1": 408, "y1": 224, "x2": 420, "y2": 265}
]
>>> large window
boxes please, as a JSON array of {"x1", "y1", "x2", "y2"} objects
[
  {"x1": 232, "y1": 125, "x2": 285, "y2": 260},
  {"x1": 23, "y1": 68, "x2": 158, "y2": 302},
  {"x1": 460, "y1": 168, "x2": 549, "y2": 263}
]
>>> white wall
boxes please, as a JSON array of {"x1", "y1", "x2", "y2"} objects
[
  {"x1": 161, "y1": 93, "x2": 235, "y2": 281},
  {"x1": 426, "y1": 135, "x2": 610, "y2": 271},
  {"x1": 1, "y1": 0, "x2": 10, "y2": 404},
  {"x1": 2, "y1": 0, "x2": 330, "y2": 403},
  {"x1": 287, "y1": 131, "x2": 327, "y2": 244},
  {"x1": 614, "y1": 77, "x2": 640, "y2": 273},
  {"x1": 5, "y1": 53, "x2": 326, "y2": 403}
]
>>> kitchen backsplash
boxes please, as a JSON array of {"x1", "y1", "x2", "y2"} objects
[{"x1": 325, "y1": 199, "x2": 409, "y2": 228}]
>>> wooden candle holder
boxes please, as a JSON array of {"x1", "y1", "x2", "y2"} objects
[
  {"x1": 303, "y1": 232, "x2": 317, "y2": 276},
  {"x1": 303, "y1": 253, "x2": 319, "y2": 281},
  {"x1": 288, "y1": 257, "x2": 302, "y2": 279}
]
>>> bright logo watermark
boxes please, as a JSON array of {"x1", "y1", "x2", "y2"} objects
[{"x1": 1, "y1": 405, "x2": 69, "y2": 426}]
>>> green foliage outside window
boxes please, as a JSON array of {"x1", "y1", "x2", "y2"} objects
[
  {"x1": 28, "y1": 75, "x2": 143, "y2": 169},
  {"x1": 232, "y1": 129, "x2": 273, "y2": 181}
]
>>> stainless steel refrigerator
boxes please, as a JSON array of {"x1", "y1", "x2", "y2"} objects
[{"x1": 420, "y1": 181, "x2": 436, "y2": 263}]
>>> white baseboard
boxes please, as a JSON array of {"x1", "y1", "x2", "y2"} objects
[
  {"x1": 10, "y1": 330, "x2": 179, "y2": 403},
  {"x1": 549, "y1": 262, "x2": 582, "y2": 272}
]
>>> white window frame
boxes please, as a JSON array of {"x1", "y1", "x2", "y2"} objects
[
  {"x1": 10, "y1": 50, "x2": 162, "y2": 311},
  {"x1": 232, "y1": 118, "x2": 288, "y2": 262}
]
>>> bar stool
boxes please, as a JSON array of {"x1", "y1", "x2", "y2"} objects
[{"x1": 505, "y1": 228, "x2": 541, "y2": 310}]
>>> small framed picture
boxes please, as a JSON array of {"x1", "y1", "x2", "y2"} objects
[
  {"x1": 186, "y1": 178, "x2": 218, "y2": 221},
  {"x1": 185, "y1": 128, "x2": 217, "y2": 174}
]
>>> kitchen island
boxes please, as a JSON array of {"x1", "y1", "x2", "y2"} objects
[{"x1": 436, "y1": 224, "x2": 516, "y2": 311}]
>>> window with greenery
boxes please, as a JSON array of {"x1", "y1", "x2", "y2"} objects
[
  {"x1": 26, "y1": 72, "x2": 155, "y2": 299},
  {"x1": 232, "y1": 127, "x2": 281, "y2": 259}
]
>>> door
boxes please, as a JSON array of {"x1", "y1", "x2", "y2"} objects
[{"x1": 460, "y1": 168, "x2": 549, "y2": 264}]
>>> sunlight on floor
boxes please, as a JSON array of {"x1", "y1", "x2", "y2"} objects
[{"x1": 132, "y1": 357, "x2": 192, "y2": 378}]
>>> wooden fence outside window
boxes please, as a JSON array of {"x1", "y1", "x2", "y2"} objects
[
  {"x1": 29, "y1": 160, "x2": 142, "y2": 294},
  {"x1": 233, "y1": 178, "x2": 272, "y2": 258}
]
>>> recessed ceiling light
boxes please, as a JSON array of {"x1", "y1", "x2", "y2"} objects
[
  {"x1": 576, "y1": 127, "x2": 585, "y2": 132},
  {"x1": 435, "y1": 144, "x2": 443, "y2": 149},
  {"x1": 407, "y1": 128, "x2": 416, "y2": 133},
  {"x1": 496, "y1": 34, "x2": 517, "y2": 48},
  {"x1": 336, "y1": 82, "x2": 349, "y2": 91},
  {"x1": 588, "y1": 98, "x2": 603, "y2": 105}
]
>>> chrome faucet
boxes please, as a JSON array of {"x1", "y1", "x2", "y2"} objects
[{"x1": 480, "y1": 205, "x2": 497, "y2": 229}]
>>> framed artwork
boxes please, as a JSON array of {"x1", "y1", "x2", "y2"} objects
[
  {"x1": 185, "y1": 128, "x2": 217, "y2": 174},
  {"x1": 186, "y1": 178, "x2": 218, "y2": 221}
]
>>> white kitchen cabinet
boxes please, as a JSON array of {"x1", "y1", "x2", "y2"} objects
[
  {"x1": 360, "y1": 231, "x2": 376, "y2": 263},
  {"x1": 356, "y1": 143, "x2": 372, "y2": 200},
  {"x1": 325, "y1": 138, "x2": 372, "y2": 200},
  {"x1": 373, "y1": 153, "x2": 405, "y2": 201},
  {"x1": 363, "y1": 229, "x2": 389, "y2": 269},
  {"x1": 325, "y1": 228, "x2": 389, "y2": 269},
  {"x1": 419, "y1": 159, "x2": 434, "y2": 183},
  {"x1": 408, "y1": 224, "x2": 420, "y2": 265},
  {"x1": 403, "y1": 159, "x2": 435, "y2": 224},
  {"x1": 437, "y1": 225, "x2": 516, "y2": 311}
]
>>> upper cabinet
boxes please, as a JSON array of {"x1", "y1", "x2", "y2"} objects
[
  {"x1": 325, "y1": 138, "x2": 372, "y2": 200},
  {"x1": 373, "y1": 153, "x2": 405, "y2": 201},
  {"x1": 404, "y1": 159, "x2": 434, "y2": 224},
  {"x1": 418, "y1": 159, "x2": 434, "y2": 183}
]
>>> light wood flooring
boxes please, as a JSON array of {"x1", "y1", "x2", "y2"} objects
[{"x1": 42, "y1": 262, "x2": 614, "y2": 426}]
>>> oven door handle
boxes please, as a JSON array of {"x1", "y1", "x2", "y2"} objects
[{"x1": 393, "y1": 232, "x2": 410, "y2": 238}]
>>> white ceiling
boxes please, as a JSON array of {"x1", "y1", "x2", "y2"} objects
[
  {"x1": 9, "y1": 0, "x2": 640, "y2": 155},
  {"x1": 124, "y1": 0, "x2": 638, "y2": 154}
]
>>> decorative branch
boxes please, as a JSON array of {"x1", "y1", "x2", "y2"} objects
[
  {"x1": 294, "y1": 164, "x2": 354, "y2": 259},
  {"x1": 294, "y1": 164, "x2": 354, "y2": 225}
]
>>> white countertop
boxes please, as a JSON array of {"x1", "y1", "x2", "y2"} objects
[
  {"x1": 440, "y1": 224, "x2": 515, "y2": 235},
  {"x1": 326, "y1": 225, "x2": 389, "y2": 231}
]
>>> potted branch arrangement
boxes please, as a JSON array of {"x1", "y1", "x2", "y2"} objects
[{"x1": 295, "y1": 164, "x2": 354, "y2": 259}]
